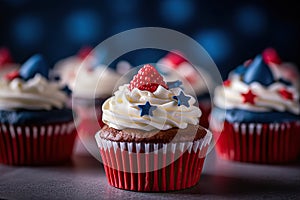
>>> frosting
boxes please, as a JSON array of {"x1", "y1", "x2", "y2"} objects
[
  {"x1": 53, "y1": 56, "x2": 129, "y2": 99},
  {"x1": 157, "y1": 51, "x2": 212, "y2": 96},
  {"x1": 102, "y1": 84, "x2": 201, "y2": 131},
  {"x1": 72, "y1": 66, "x2": 128, "y2": 98},
  {"x1": 213, "y1": 51, "x2": 300, "y2": 123},
  {"x1": 0, "y1": 74, "x2": 68, "y2": 110},
  {"x1": 214, "y1": 75, "x2": 300, "y2": 114}
]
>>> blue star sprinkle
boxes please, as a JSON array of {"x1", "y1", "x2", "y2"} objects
[
  {"x1": 138, "y1": 101, "x2": 157, "y2": 117},
  {"x1": 173, "y1": 91, "x2": 191, "y2": 107},
  {"x1": 167, "y1": 80, "x2": 183, "y2": 89}
]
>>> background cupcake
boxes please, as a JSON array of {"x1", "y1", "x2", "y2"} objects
[
  {"x1": 95, "y1": 64, "x2": 212, "y2": 192},
  {"x1": 0, "y1": 54, "x2": 76, "y2": 165},
  {"x1": 210, "y1": 48, "x2": 300, "y2": 164},
  {"x1": 53, "y1": 47, "x2": 130, "y2": 159},
  {"x1": 157, "y1": 51, "x2": 213, "y2": 128}
]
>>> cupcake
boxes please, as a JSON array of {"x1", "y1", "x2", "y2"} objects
[
  {"x1": 0, "y1": 47, "x2": 19, "y2": 78},
  {"x1": 157, "y1": 51, "x2": 213, "y2": 128},
  {"x1": 210, "y1": 48, "x2": 300, "y2": 164},
  {"x1": 95, "y1": 64, "x2": 212, "y2": 192},
  {"x1": 0, "y1": 54, "x2": 77, "y2": 165},
  {"x1": 53, "y1": 47, "x2": 130, "y2": 159}
]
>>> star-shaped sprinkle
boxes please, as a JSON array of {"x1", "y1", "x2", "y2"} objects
[
  {"x1": 167, "y1": 80, "x2": 183, "y2": 89},
  {"x1": 173, "y1": 91, "x2": 191, "y2": 107},
  {"x1": 5, "y1": 70, "x2": 20, "y2": 81},
  {"x1": 241, "y1": 89, "x2": 256, "y2": 105},
  {"x1": 278, "y1": 88, "x2": 293, "y2": 100},
  {"x1": 223, "y1": 80, "x2": 231, "y2": 87},
  {"x1": 138, "y1": 101, "x2": 157, "y2": 117}
]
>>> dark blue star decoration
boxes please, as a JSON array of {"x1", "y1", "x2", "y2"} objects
[
  {"x1": 138, "y1": 101, "x2": 157, "y2": 117},
  {"x1": 173, "y1": 91, "x2": 191, "y2": 107},
  {"x1": 167, "y1": 80, "x2": 183, "y2": 89}
]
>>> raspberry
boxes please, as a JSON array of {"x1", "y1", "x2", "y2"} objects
[
  {"x1": 77, "y1": 46, "x2": 93, "y2": 60},
  {"x1": 262, "y1": 48, "x2": 281, "y2": 64},
  {"x1": 0, "y1": 48, "x2": 12, "y2": 66},
  {"x1": 129, "y1": 64, "x2": 168, "y2": 92},
  {"x1": 165, "y1": 51, "x2": 187, "y2": 67}
]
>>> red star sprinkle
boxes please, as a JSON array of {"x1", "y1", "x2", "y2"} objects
[
  {"x1": 241, "y1": 89, "x2": 256, "y2": 105},
  {"x1": 278, "y1": 88, "x2": 293, "y2": 100},
  {"x1": 5, "y1": 70, "x2": 20, "y2": 81},
  {"x1": 223, "y1": 80, "x2": 231, "y2": 87}
]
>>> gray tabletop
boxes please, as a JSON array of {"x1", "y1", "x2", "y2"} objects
[{"x1": 1, "y1": 139, "x2": 300, "y2": 200}]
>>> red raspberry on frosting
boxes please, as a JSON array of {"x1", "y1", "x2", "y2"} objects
[{"x1": 129, "y1": 64, "x2": 168, "y2": 92}]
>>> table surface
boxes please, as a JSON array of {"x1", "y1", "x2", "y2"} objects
[{"x1": 1, "y1": 139, "x2": 300, "y2": 200}]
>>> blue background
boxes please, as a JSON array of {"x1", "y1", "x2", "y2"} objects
[{"x1": 0, "y1": 0, "x2": 299, "y2": 79}]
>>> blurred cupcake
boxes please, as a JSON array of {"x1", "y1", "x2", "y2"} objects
[
  {"x1": 53, "y1": 47, "x2": 130, "y2": 159},
  {"x1": 157, "y1": 51, "x2": 213, "y2": 128},
  {"x1": 0, "y1": 47, "x2": 19, "y2": 78},
  {"x1": 95, "y1": 64, "x2": 212, "y2": 192},
  {"x1": 210, "y1": 48, "x2": 300, "y2": 164},
  {"x1": 0, "y1": 54, "x2": 76, "y2": 165}
]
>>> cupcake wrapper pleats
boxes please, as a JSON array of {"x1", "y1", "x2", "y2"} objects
[
  {"x1": 211, "y1": 119, "x2": 300, "y2": 164},
  {"x1": 0, "y1": 122, "x2": 77, "y2": 165},
  {"x1": 95, "y1": 132, "x2": 212, "y2": 192}
]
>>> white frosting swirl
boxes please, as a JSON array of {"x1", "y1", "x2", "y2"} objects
[
  {"x1": 0, "y1": 74, "x2": 68, "y2": 110},
  {"x1": 72, "y1": 66, "x2": 128, "y2": 98},
  {"x1": 102, "y1": 85, "x2": 201, "y2": 131},
  {"x1": 214, "y1": 76, "x2": 300, "y2": 115},
  {"x1": 53, "y1": 56, "x2": 128, "y2": 99}
]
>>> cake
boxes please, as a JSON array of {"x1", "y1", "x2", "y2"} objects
[
  {"x1": 95, "y1": 64, "x2": 212, "y2": 191},
  {"x1": 210, "y1": 48, "x2": 300, "y2": 164},
  {"x1": 0, "y1": 54, "x2": 76, "y2": 165},
  {"x1": 52, "y1": 47, "x2": 130, "y2": 159}
]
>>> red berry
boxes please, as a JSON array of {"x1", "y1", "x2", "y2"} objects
[
  {"x1": 77, "y1": 46, "x2": 93, "y2": 60},
  {"x1": 165, "y1": 50, "x2": 187, "y2": 67},
  {"x1": 0, "y1": 47, "x2": 12, "y2": 66},
  {"x1": 129, "y1": 64, "x2": 168, "y2": 92},
  {"x1": 262, "y1": 48, "x2": 281, "y2": 64}
]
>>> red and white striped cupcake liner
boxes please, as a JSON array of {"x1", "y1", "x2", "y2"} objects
[
  {"x1": 95, "y1": 132, "x2": 212, "y2": 192},
  {"x1": 0, "y1": 122, "x2": 77, "y2": 165},
  {"x1": 210, "y1": 119, "x2": 300, "y2": 164}
]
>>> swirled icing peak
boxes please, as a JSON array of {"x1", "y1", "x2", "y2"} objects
[
  {"x1": 0, "y1": 54, "x2": 69, "y2": 111},
  {"x1": 102, "y1": 64, "x2": 202, "y2": 131}
]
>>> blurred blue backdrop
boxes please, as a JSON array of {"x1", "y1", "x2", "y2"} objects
[{"x1": 0, "y1": 0, "x2": 299, "y2": 78}]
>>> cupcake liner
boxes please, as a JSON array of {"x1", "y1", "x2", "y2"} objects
[
  {"x1": 198, "y1": 100, "x2": 211, "y2": 129},
  {"x1": 95, "y1": 132, "x2": 212, "y2": 192},
  {"x1": 0, "y1": 122, "x2": 77, "y2": 165},
  {"x1": 211, "y1": 119, "x2": 300, "y2": 164}
]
